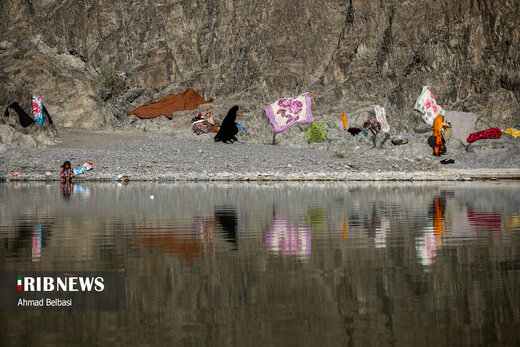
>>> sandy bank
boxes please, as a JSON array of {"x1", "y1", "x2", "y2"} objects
[{"x1": 1, "y1": 128, "x2": 519, "y2": 182}]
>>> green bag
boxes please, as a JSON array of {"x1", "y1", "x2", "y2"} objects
[{"x1": 305, "y1": 122, "x2": 327, "y2": 143}]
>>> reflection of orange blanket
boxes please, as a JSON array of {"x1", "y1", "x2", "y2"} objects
[
  {"x1": 127, "y1": 88, "x2": 213, "y2": 119},
  {"x1": 136, "y1": 227, "x2": 202, "y2": 261}
]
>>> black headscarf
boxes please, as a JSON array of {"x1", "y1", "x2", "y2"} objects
[{"x1": 214, "y1": 105, "x2": 239, "y2": 142}]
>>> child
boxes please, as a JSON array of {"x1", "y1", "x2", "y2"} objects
[{"x1": 60, "y1": 161, "x2": 74, "y2": 184}]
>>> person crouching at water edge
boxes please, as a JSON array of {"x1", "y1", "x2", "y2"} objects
[
  {"x1": 432, "y1": 114, "x2": 451, "y2": 156},
  {"x1": 214, "y1": 105, "x2": 240, "y2": 144},
  {"x1": 60, "y1": 161, "x2": 74, "y2": 184}
]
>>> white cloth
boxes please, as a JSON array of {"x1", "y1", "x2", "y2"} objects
[
  {"x1": 414, "y1": 86, "x2": 445, "y2": 126},
  {"x1": 373, "y1": 105, "x2": 390, "y2": 133}
]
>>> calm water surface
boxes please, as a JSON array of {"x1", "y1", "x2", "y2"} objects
[{"x1": 1, "y1": 182, "x2": 520, "y2": 346}]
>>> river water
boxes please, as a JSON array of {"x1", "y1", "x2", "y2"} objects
[{"x1": 1, "y1": 182, "x2": 520, "y2": 346}]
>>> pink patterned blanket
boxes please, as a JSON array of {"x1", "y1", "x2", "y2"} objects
[{"x1": 264, "y1": 93, "x2": 314, "y2": 134}]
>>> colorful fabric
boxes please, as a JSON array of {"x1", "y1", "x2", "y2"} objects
[
  {"x1": 467, "y1": 128, "x2": 502, "y2": 143},
  {"x1": 82, "y1": 162, "x2": 93, "y2": 171},
  {"x1": 433, "y1": 116, "x2": 446, "y2": 156},
  {"x1": 264, "y1": 93, "x2": 314, "y2": 134},
  {"x1": 192, "y1": 122, "x2": 215, "y2": 135},
  {"x1": 31, "y1": 94, "x2": 46, "y2": 126},
  {"x1": 373, "y1": 105, "x2": 390, "y2": 133},
  {"x1": 191, "y1": 110, "x2": 218, "y2": 135},
  {"x1": 414, "y1": 86, "x2": 445, "y2": 126},
  {"x1": 127, "y1": 88, "x2": 213, "y2": 119},
  {"x1": 340, "y1": 114, "x2": 347, "y2": 131},
  {"x1": 433, "y1": 114, "x2": 444, "y2": 137},
  {"x1": 60, "y1": 167, "x2": 74, "y2": 179},
  {"x1": 74, "y1": 162, "x2": 94, "y2": 176},
  {"x1": 305, "y1": 122, "x2": 327, "y2": 143},
  {"x1": 363, "y1": 118, "x2": 381, "y2": 135},
  {"x1": 434, "y1": 135, "x2": 446, "y2": 156},
  {"x1": 74, "y1": 168, "x2": 84, "y2": 176},
  {"x1": 504, "y1": 128, "x2": 520, "y2": 138}
]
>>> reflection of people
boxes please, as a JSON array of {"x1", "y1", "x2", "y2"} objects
[
  {"x1": 60, "y1": 161, "x2": 74, "y2": 184},
  {"x1": 363, "y1": 207, "x2": 380, "y2": 238},
  {"x1": 215, "y1": 207, "x2": 238, "y2": 248},
  {"x1": 433, "y1": 197, "x2": 445, "y2": 242},
  {"x1": 214, "y1": 106, "x2": 239, "y2": 144},
  {"x1": 417, "y1": 196, "x2": 447, "y2": 266},
  {"x1": 60, "y1": 183, "x2": 73, "y2": 199}
]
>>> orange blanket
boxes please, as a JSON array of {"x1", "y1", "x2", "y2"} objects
[{"x1": 126, "y1": 88, "x2": 213, "y2": 119}]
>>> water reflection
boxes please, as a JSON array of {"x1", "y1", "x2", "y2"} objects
[
  {"x1": 467, "y1": 206, "x2": 502, "y2": 230},
  {"x1": 60, "y1": 183, "x2": 72, "y2": 199},
  {"x1": 60, "y1": 183, "x2": 92, "y2": 201},
  {"x1": 136, "y1": 227, "x2": 202, "y2": 261},
  {"x1": 416, "y1": 195, "x2": 446, "y2": 266},
  {"x1": 265, "y1": 217, "x2": 312, "y2": 260},
  {"x1": 1, "y1": 182, "x2": 520, "y2": 346},
  {"x1": 4, "y1": 223, "x2": 52, "y2": 262},
  {"x1": 215, "y1": 207, "x2": 238, "y2": 249}
]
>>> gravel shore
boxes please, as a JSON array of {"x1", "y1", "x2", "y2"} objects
[{"x1": 1, "y1": 128, "x2": 519, "y2": 182}]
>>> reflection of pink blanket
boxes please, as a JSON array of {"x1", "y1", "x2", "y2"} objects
[
  {"x1": 265, "y1": 217, "x2": 312, "y2": 259},
  {"x1": 264, "y1": 93, "x2": 314, "y2": 134}
]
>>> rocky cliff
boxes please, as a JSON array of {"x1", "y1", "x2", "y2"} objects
[{"x1": 1, "y1": 0, "x2": 519, "y2": 146}]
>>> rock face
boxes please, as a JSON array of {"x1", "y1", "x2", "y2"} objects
[{"x1": 0, "y1": 0, "x2": 519, "y2": 146}]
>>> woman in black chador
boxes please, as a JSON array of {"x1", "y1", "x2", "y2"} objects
[{"x1": 214, "y1": 105, "x2": 239, "y2": 144}]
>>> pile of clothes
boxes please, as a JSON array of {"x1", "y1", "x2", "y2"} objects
[
  {"x1": 191, "y1": 109, "x2": 218, "y2": 135},
  {"x1": 503, "y1": 124, "x2": 520, "y2": 138},
  {"x1": 345, "y1": 106, "x2": 390, "y2": 140}
]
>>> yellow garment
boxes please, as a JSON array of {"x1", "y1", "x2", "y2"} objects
[
  {"x1": 340, "y1": 114, "x2": 347, "y2": 131},
  {"x1": 433, "y1": 114, "x2": 445, "y2": 156},
  {"x1": 433, "y1": 114, "x2": 444, "y2": 137},
  {"x1": 504, "y1": 128, "x2": 520, "y2": 138}
]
